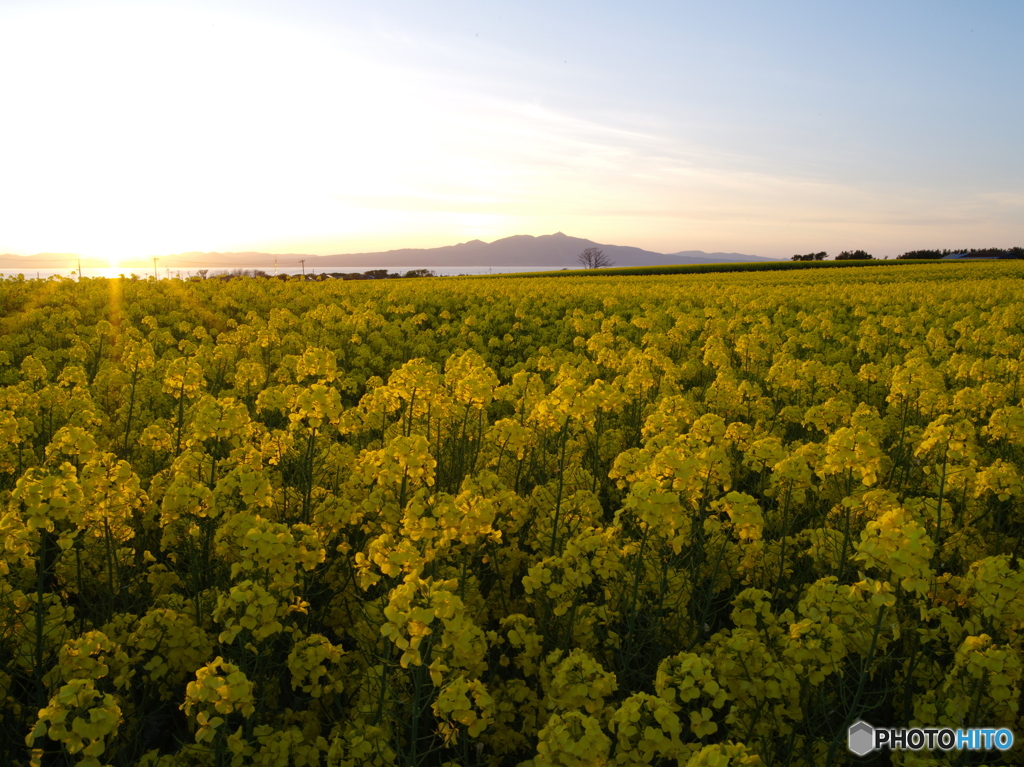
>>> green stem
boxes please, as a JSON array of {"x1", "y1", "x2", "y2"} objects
[
  {"x1": 174, "y1": 378, "x2": 186, "y2": 456},
  {"x1": 122, "y1": 364, "x2": 139, "y2": 458},
  {"x1": 825, "y1": 604, "x2": 887, "y2": 767},
  {"x1": 549, "y1": 421, "x2": 570, "y2": 557}
]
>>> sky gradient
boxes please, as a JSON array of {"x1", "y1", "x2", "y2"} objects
[{"x1": 2, "y1": 0, "x2": 1021, "y2": 260}]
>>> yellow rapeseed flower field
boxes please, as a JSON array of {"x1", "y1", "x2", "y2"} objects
[{"x1": 1, "y1": 262, "x2": 1023, "y2": 765}]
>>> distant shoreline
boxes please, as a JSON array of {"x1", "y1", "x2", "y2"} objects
[{"x1": 0, "y1": 264, "x2": 576, "y2": 280}]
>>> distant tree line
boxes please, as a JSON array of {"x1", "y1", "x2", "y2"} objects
[
  {"x1": 791, "y1": 247, "x2": 1023, "y2": 261},
  {"x1": 895, "y1": 247, "x2": 1024, "y2": 259},
  {"x1": 790, "y1": 250, "x2": 874, "y2": 261}
]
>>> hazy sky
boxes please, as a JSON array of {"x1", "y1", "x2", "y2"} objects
[{"x1": 2, "y1": 0, "x2": 1021, "y2": 260}]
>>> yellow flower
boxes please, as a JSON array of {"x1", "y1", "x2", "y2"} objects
[
  {"x1": 27, "y1": 678, "x2": 121, "y2": 767},
  {"x1": 544, "y1": 649, "x2": 618, "y2": 715},
  {"x1": 287, "y1": 634, "x2": 346, "y2": 698},
  {"x1": 182, "y1": 657, "x2": 256, "y2": 744},
  {"x1": 854, "y1": 504, "x2": 935, "y2": 596},
  {"x1": 534, "y1": 711, "x2": 611, "y2": 767},
  {"x1": 432, "y1": 674, "x2": 495, "y2": 742}
]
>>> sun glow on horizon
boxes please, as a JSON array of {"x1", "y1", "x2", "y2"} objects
[{"x1": 0, "y1": 3, "x2": 460, "y2": 258}]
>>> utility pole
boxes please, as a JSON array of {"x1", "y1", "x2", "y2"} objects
[
  {"x1": 78, "y1": 258, "x2": 82, "y2": 281},
  {"x1": 153, "y1": 258, "x2": 158, "y2": 279}
]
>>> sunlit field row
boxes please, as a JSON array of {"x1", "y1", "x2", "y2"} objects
[{"x1": 2, "y1": 263, "x2": 1023, "y2": 766}]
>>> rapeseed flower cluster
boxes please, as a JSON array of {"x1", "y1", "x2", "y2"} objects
[{"x1": 1, "y1": 262, "x2": 1023, "y2": 765}]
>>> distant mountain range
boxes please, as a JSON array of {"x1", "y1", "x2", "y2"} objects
[
  {"x1": 294, "y1": 233, "x2": 774, "y2": 269},
  {"x1": 0, "y1": 233, "x2": 776, "y2": 270}
]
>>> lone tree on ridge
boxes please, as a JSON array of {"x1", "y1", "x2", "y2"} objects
[{"x1": 577, "y1": 247, "x2": 614, "y2": 269}]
